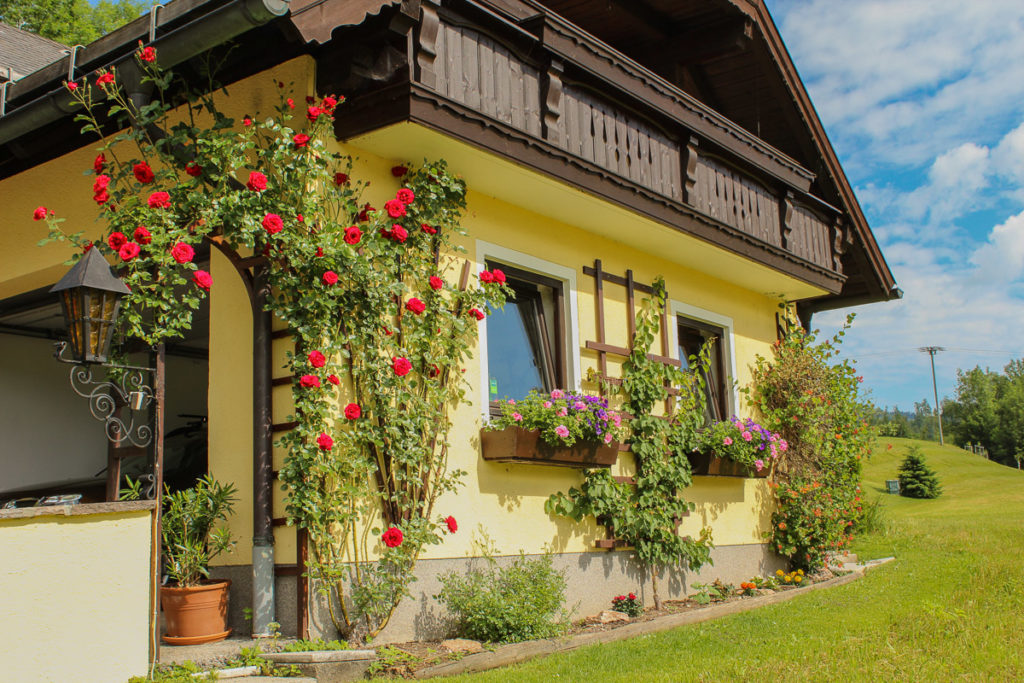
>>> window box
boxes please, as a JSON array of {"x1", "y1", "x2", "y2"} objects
[
  {"x1": 687, "y1": 451, "x2": 770, "y2": 478},
  {"x1": 480, "y1": 425, "x2": 619, "y2": 468}
]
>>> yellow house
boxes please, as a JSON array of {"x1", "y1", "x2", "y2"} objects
[{"x1": 0, "y1": 0, "x2": 897, "y2": 675}]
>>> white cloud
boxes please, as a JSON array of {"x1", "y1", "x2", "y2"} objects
[{"x1": 969, "y1": 210, "x2": 1024, "y2": 280}]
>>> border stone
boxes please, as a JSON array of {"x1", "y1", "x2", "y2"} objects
[{"x1": 264, "y1": 649, "x2": 376, "y2": 663}]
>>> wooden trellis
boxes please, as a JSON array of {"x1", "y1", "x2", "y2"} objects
[{"x1": 582, "y1": 259, "x2": 689, "y2": 549}]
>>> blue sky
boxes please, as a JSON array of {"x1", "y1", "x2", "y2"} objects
[{"x1": 765, "y1": 0, "x2": 1024, "y2": 411}]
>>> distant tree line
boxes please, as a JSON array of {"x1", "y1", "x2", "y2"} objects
[
  {"x1": 0, "y1": 0, "x2": 149, "y2": 47},
  {"x1": 871, "y1": 361, "x2": 1024, "y2": 469}
]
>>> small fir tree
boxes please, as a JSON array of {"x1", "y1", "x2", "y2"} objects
[{"x1": 897, "y1": 446, "x2": 942, "y2": 499}]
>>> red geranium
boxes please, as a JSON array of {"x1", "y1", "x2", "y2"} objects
[
  {"x1": 108, "y1": 232, "x2": 128, "y2": 250},
  {"x1": 119, "y1": 242, "x2": 141, "y2": 261},
  {"x1": 299, "y1": 374, "x2": 321, "y2": 388},
  {"x1": 396, "y1": 188, "x2": 415, "y2": 204},
  {"x1": 344, "y1": 226, "x2": 361, "y2": 245},
  {"x1": 322, "y1": 271, "x2": 338, "y2": 285},
  {"x1": 148, "y1": 191, "x2": 171, "y2": 208},
  {"x1": 429, "y1": 276, "x2": 443, "y2": 291},
  {"x1": 308, "y1": 350, "x2": 326, "y2": 368},
  {"x1": 293, "y1": 133, "x2": 310, "y2": 148},
  {"x1": 344, "y1": 403, "x2": 361, "y2": 420},
  {"x1": 392, "y1": 356, "x2": 412, "y2": 376},
  {"x1": 247, "y1": 171, "x2": 267, "y2": 192},
  {"x1": 32, "y1": 206, "x2": 47, "y2": 221},
  {"x1": 262, "y1": 213, "x2": 284, "y2": 234},
  {"x1": 469, "y1": 308, "x2": 485, "y2": 321},
  {"x1": 193, "y1": 270, "x2": 212, "y2": 290},
  {"x1": 185, "y1": 162, "x2": 202, "y2": 177},
  {"x1": 445, "y1": 516, "x2": 457, "y2": 533},
  {"x1": 384, "y1": 199, "x2": 406, "y2": 219},
  {"x1": 334, "y1": 172, "x2": 348, "y2": 186},
  {"x1": 382, "y1": 526, "x2": 404, "y2": 548},
  {"x1": 406, "y1": 298, "x2": 426, "y2": 315},
  {"x1": 170, "y1": 242, "x2": 195, "y2": 264},
  {"x1": 133, "y1": 226, "x2": 152, "y2": 244},
  {"x1": 133, "y1": 162, "x2": 155, "y2": 184},
  {"x1": 316, "y1": 433, "x2": 333, "y2": 451},
  {"x1": 391, "y1": 165, "x2": 408, "y2": 177}
]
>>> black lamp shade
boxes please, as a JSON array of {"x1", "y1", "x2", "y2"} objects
[{"x1": 50, "y1": 248, "x2": 130, "y2": 364}]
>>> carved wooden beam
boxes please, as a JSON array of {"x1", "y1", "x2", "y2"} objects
[
  {"x1": 832, "y1": 218, "x2": 853, "y2": 274},
  {"x1": 781, "y1": 191, "x2": 795, "y2": 250},
  {"x1": 542, "y1": 59, "x2": 565, "y2": 147},
  {"x1": 683, "y1": 135, "x2": 700, "y2": 205},
  {"x1": 416, "y1": 0, "x2": 441, "y2": 89}
]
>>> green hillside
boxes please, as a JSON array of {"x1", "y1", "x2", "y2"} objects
[{"x1": 452, "y1": 438, "x2": 1024, "y2": 682}]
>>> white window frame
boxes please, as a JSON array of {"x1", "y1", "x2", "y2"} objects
[
  {"x1": 476, "y1": 240, "x2": 581, "y2": 420},
  {"x1": 667, "y1": 299, "x2": 738, "y2": 418}
]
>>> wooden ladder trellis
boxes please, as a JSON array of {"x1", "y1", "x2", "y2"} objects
[{"x1": 582, "y1": 259, "x2": 690, "y2": 549}]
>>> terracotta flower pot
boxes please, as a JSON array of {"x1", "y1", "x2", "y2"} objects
[
  {"x1": 481, "y1": 426, "x2": 620, "y2": 467},
  {"x1": 160, "y1": 579, "x2": 232, "y2": 645}
]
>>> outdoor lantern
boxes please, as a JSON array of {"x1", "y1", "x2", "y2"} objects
[{"x1": 50, "y1": 247, "x2": 130, "y2": 364}]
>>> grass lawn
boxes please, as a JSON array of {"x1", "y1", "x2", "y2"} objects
[{"x1": 448, "y1": 438, "x2": 1024, "y2": 682}]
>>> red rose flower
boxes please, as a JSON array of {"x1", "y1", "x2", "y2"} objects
[
  {"x1": 133, "y1": 162, "x2": 155, "y2": 184},
  {"x1": 185, "y1": 162, "x2": 202, "y2": 177},
  {"x1": 306, "y1": 106, "x2": 321, "y2": 122},
  {"x1": 382, "y1": 526, "x2": 403, "y2": 548},
  {"x1": 108, "y1": 232, "x2": 128, "y2": 250},
  {"x1": 322, "y1": 270, "x2": 339, "y2": 285},
  {"x1": 406, "y1": 297, "x2": 426, "y2": 315},
  {"x1": 492, "y1": 268, "x2": 506, "y2": 284},
  {"x1": 469, "y1": 308, "x2": 485, "y2": 321},
  {"x1": 358, "y1": 203, "x2": 374, "y2": 222},
  {"x1": 429, "y1": 364, "x2": 441, "y2": 378},
  {"x1": 93, "y1": 189, "x2": 109, "y2": 204},
  {"x1": 137, "y1": 46, "x2": 156, "y2": 63},
  {"x1": 382, "y1": 328, "x2": 393, "y2": 336},
  {"x1": 262, "y1": 213, "x2": 284, "y2": 235},
  {"x1": 396, "y1": 188, "x2": 415, "y2": 204},
  {"x1": 392, "y1": 356, "x2": 412, "y2": 376},
  {"x1": 308, "y1": 350, "x2": 326, "y2": 368},
  {"x1": 300, "y1": 374, "x2": 321, "y2": 388},
  {"x1": 316, "y1": 433, "x2": 333, "y2": 451},
  {"x1": 322, "y1": 95, "x2": 338, "y2": 111},
  {"x1": 384, "y1": 199, "x2": 406, "y2": 219},
  {"x1": 429, "y1": 276, "x2": 443, "y2": 291},
  {"x1": 344, "y1": 403, "x2": 361, "y2": 420},
  {"x1": 293, "y1": 133, "x2": 310, "y2": 148},
  {"x1": 32, "y1": 206, "x2": 47, "y2": 221},
  {"x1": 65, "y1": 81, "x2": 77, "y2": 91},
  {"x1": 390, "y1": 224, "x2": 408, "y2": 243},
  {"x1": 421, "y1": 223, "x2": 437, "y2": 235},
  {"x1": 334, "y1": 172, "x2": 348, "y2": 186},
  {"x1": 247, "y1": 171, "x2": 267, "y2": 192},
  {"x1": 391, "y1": 165, "x2": 408, "y2": 177},
  {"x1": 344, "y1": 226, "x2": 361, "y2": 245},
  {"x1": 170, "y1": 242, "x2": 195, "y2": 264},
  {"x1": 93, "y1": 153, "x2": 105, "y2": 173},
  {"x1": 193, "y1": 270, "x2": 212, "y2": 290},
  {"x1": 327, "y1": 374, "x2": 340, "y2": 385},
  {"x1": 243, "y1": 117, "x2": 253, "y2": 127},
  {"x1": 286, "y1": 97, "x2": 294, "y2": 109},
  {"x1": 133, "y1": 226, "x2": 152, "y2": 244},
  {"x1": 93, "y1": 174, "x2": 110, "y2": 192},
  {"x1": 296, "y1": 214, "x2": 304, "y2": 223},
  {"x1": 119, "y1": 242, "x2": 141, "y2": 261},
  {"x1": 479, "y1": 270, "x2": 495, "y2": 283},
  {"x1": 96, "y1": 72, "x2": 114, "y2": 87},
  {"x1": 148, "y1": 191, "x2": 171, "y2": 208},
  {"x1": 445, "y1": 516, "x2": 457, "y2": 533},
  {"x1": 628, "y1": 592, "x2": 636, "y2": 600},
  {"x1": 315, "y1": 247, "x2": 324, "y2": 257}
]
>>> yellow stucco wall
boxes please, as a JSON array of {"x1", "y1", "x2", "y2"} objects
[
  {"x1": 0, "y1": 55, "x2": 808, "y2": 572},
  {"x1": 0, "y1": 507, "x2": 153, "y2": 683}
]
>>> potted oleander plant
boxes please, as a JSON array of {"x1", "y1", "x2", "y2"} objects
[{"x1": 159, "y1": 475, "x2": 238, "y2": 644}]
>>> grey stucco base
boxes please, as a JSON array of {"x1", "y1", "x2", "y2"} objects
[
  {"x1": 306, "y1": 543, "x2": 783, "y2": 643},
  {"x1": 211, "y1": 566, "x2": 298, "y2": 638}
]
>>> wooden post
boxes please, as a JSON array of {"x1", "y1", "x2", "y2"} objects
[
  {"x1": 682, "y1": 136, "x2": 700, "y2": 205},
  {"x1": 542, "y1": 59, "x2": 565, "y2": 147},
  {"x1": 416, "y1": 0, "x2": 441, "y2": 89}
]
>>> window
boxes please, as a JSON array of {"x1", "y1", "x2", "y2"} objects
[
  {"x1": 484, "y1": 262, "x2": 566, "y2": 412},
  {"x1": 676, "y1": 315, "x2": 729, "y2": 423}
]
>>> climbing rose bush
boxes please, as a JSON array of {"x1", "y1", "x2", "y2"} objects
[{"x1": 37, "y1": 49, "x2": 506, "y2": 640}]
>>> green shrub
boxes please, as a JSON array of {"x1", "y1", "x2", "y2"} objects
[
  {"x1": 898, "y1": 445, "x2": 942, "y2": 499},
  {"x1": 436, "y1": 553, "x2": 570, "y2": 643}
]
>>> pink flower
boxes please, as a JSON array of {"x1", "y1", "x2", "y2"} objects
[
  {"x1": 612, "y1": 414, "x2": 622, "y2": 427},
  {"x1": 723, "y1": 437, "x2": 733, "y2": 446},
  {"x1": 780, "y1": 440, "x2": 789, "y2": 452},
  {"x1": 512, "y1": 412, "x2": 523, "y2": 422},
  {"x1": 604, "y1": 433, "x2": 613, "y2": 444},
  {"x1": 557, "y1": 408, "x2": 568, "y2": 417},
  {"x1": 754, "y1": 459, "x2": 765, "y2": 471},
  {"x1": 550, "y1": 390, "x2": 564, "y2": 400},
  {"x1": 506, "y1": 399, "x2": 516, "y2": 405},
  {"x1": 573, "y1": 401, "x2": 586, "y2": 410},
  {"x1": 542, "y1": 401, "x2": 553, "y2": 409},
  {"x1": 554, "y1": 425, "x2": 569, "y2": 438},
  {"x1": 741, "y1": 431, "x2": 753, "y2": 442},
  {"x1": 770, "y1": 444, "x2": 778, "y2": 458}
]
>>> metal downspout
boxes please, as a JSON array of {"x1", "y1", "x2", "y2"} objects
[{"x1": 252, "y1": 264, "x2": 275, "y2": 637}]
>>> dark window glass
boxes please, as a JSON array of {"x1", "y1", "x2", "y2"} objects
[
  {"x1": 677, "y1": 317, "x2": 727, "y2": 422},
  {"x1": 485, "y1": 263, "x2": 564, "y2": 410}
]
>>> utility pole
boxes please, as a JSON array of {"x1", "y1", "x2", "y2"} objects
[{"x1": 919, "y1": 346, "x2": 945, "y2": 445}]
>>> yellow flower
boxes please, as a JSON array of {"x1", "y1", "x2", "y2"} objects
[
  {"x1": 797, "y1": 569, "x2": 804, "y2": 576},
  {"x1": 776, "y1": 569, "x2": 784, "y2": 577},
  {"x1": 784, "y1": 575, "x2": 791, "y2": 583},
  {"x1": 794, "y1": 576, "x2": 803, "y2": 583}
]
